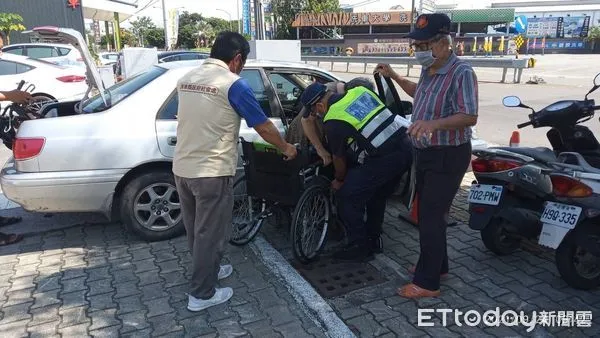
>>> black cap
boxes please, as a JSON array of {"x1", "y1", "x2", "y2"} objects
[{"x1": 407, "y1": 13, "x2": 452, "y2": 41}]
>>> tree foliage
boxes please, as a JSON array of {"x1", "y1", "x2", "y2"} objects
[
  {"x1": 0, "y1": 13, "x2": 26, "y2": 45},
  {"x1": 271, "y1": 0, "x2": 340, "y2": 39},
  {"x1": 130, "y1": 16, "x2": 156, "y2": 46}
]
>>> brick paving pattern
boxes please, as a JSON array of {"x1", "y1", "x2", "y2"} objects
[
  {"x1": 0, "y1": 172, "x2": 598, "y2": 337},
  {"x1": 263, "y1": 172, "x2": 600, "y2": 337},
  {"x1": 0, "y1": 224, "x2": 327, "y2": 337}
]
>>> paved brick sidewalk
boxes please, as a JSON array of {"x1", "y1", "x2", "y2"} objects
[
  {"x1": 0, "y1": 223, "x2": 328, "y2": 337},
  {"x1": 262, "y1": 172, "x2": 600, "y2": 338}
]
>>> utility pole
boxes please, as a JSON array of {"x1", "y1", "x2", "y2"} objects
[
  {"x1": 411, "y1": 0, "x2": 416, "y2": 30},
  {"x1": 161, "y1": 0, "x2": 168, "y2": 50},
  {"x1": 237, "y1": 0, "x2": 242, "y2": 33}
]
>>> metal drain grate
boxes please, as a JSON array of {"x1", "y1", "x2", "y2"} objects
[{"x1": 293, "y1": 256, "x2": 387, "y2": 298}]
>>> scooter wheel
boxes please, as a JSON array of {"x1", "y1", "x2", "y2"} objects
[
  {"x1": 480, "y1": 217, "x2": 521, "y2": 256},
  {"x1": 555, "y1": 224, "x2": 600, "y2": 290}
]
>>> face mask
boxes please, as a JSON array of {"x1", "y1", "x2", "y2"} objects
[{"x1": 415, "y1": 50, "x2": 436, "y2": 68}]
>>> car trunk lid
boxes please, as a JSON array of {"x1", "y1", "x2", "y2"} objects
[{"x1": 22, "y1": 26, "x2": 108, "y2": 106}]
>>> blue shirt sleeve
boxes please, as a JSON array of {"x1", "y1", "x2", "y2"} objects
[{"x1": 228, "y1": 78, "x2": 269, "y2": 128}]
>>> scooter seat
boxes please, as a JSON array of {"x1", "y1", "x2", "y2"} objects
[{"x1": 494, "y1": 147, "x2": 557, "y2": 163}]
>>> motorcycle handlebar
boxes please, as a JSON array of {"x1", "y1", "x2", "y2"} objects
[{"x1": 517, "y1": 121, "x2": 533, "y2": 129}]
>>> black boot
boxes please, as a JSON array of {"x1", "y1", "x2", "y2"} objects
[{"x1": 369, "y1": 236, "x2": 383, "y2": 254}]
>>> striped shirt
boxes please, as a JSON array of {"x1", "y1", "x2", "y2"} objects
[{"x1": 411, "y1": 51, "x2": 479, "y2": 148}]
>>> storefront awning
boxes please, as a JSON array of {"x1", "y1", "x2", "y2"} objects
[
  {"x1": 82, "y1": 0, "x2": 137, "y2": 22},
  {"x1": 437, "y1": 8, "x2": 516, "y2": 24}
]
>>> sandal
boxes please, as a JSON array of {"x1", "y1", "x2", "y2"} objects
[
  {"x1": 0, "y1": 216, "x2": 22, "y2": 228},
  {"x1": 0, "y1": 233, "x2": 24, "y2": 246},
  {"x1": 408, "y1": 266, "x2": 449, "y2": 278},
  {"x1": 397, "y1": 283, "x2": 440, "y2": 299}
]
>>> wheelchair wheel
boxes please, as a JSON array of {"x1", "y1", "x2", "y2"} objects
[
  {"x1": 230, "y1": 175, "x2": 266, "y2": 246},
  {"x1": 291, "y1": 183, "x2": 331, "y2": 264}
]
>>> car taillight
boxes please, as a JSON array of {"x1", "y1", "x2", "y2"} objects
[
  {"x1": 551, "y1": 175, "x2": 593, "y2": 198},
  {"x1": 13, "y1": 138, "x2": 45, "y2": 160},
  {"x1": 471, "y1": 158, "x2": 522, "y2": 173},
  {"x1": 57, "y1": 75, "x2": 86, "y2": 82}
]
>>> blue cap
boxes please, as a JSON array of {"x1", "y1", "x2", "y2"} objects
[
  {"x1": 407, "y1": 13, "x2": 451, "y2": 41},
  {"x1": 300, "y1": 82, "x2": 328, "y2": 108}
]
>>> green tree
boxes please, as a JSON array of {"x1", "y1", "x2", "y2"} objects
[
  {"x1": 206, "y1": 17, "x2": 231, "y2": 34},
  {"x1": 0, "y1": 13, "x2": 26, "y2": 45},
  {"x1": 145, "y1": 27, "x2": 165, "y2": 48},
  {"x1": 120, "y1": 28, "x2": 138, "y2": 47},
  {"x1": 585, "y1": 26, "x2": 600, "y2": 50},
  {"x1": 178, "y1": 11, "x2": 203, "y2": 49},
  {"x1": 130, "y1": 16, "x2": 156, "y2": 46}
]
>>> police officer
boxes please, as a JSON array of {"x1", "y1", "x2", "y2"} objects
[{"x1": 300, "y1": 82, "x2": 413, "y2": 261}]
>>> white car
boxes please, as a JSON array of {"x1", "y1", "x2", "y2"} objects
[
  {"x1": 0, "y1": 52, "x2": 88, "y2": 103},
  {"x1": 2, "y1": 42, "x2": 85, "y2": 68},
  {"x1": 98, "y1": 52, "x2": 119, "y2": 66},
  {"x1": 0, "y1": 27, "x2": 346, "y2": 242}
]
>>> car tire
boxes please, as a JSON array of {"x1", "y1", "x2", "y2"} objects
[{"x1": 119, "y1": 171, "x2": 184, "y2": 241}]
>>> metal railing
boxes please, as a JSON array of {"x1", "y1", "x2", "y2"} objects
[{"x1": 301, "y1": 55, "x2": 531, "y2": 83}]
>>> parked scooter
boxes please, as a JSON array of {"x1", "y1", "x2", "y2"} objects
[
  {"x1": 468, "y1": 73, "x2": 600, "y2": 255},
  {"x1": 540, "y1": 152, "x2": 600, "y2": 290}
]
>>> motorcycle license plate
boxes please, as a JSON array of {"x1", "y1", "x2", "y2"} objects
[
  {"x1": 468, "y1": 184, "x2": 503, "y2": 206},
  {"x1": 539, "y1": 202, "x2": 581, "y2": 229}
]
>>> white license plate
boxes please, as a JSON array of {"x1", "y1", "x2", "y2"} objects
[
  {"x1": 468, "y1": 184, "x2": 503, "y2": 206},
  {"x1": 538, "y1": 223, "x2": 571, "y2": 249},
  {"x1": 540, "y1": 202, "x2": 581, "y2": 229}
]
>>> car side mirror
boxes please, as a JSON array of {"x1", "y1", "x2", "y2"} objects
[{"x1": 502, "y1": 96, "x2": 522, "y2": 107}]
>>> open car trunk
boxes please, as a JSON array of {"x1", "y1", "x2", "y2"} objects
[{"x1": 22, "y1": 26, "x2": 108, "y2": 111}]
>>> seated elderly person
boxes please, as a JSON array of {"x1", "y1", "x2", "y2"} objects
[{"x1": 285, "y1": 77, "x2": 375, "y2": 165}]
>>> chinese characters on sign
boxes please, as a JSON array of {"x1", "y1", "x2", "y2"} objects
[
  {"x1": 526, "y1": 16, "x2": 590, "y2": 38},
  {"x1": 291, "y1": 11, "x2": 411, "y2": 27},
  {"x1": 358, "y1": 40, "x2": 410, "y2": 54}
]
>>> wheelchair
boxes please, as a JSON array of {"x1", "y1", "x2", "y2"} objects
[{"x1": 231, "y1": 138, "x2": 337, "y2": 264}]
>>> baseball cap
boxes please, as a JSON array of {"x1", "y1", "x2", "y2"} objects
[
  {"x1": 407, "y1": 13, "x2": 452, "y2": 41},
  {"x1": 300, "y1": 82, "x2": 328, "y2": 118}
]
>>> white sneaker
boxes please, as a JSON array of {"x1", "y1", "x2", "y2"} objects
[
  {"x1": 187, "y1": 287, "x2": 233, "y2": 312},
  {"x1": 218, "y1": 264, "x2": 233, "y2": 280}
]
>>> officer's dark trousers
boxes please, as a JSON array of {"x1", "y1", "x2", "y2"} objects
[
  {"x1": 336, "y1": 149, "x2": 412, "y2": 245},
  {"x1": 412, "y1": 142, "x2": 471, "y2": 291}
]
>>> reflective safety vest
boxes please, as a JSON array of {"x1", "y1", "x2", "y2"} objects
[{"x1": 323, "y1": 86, "x2": 410, "y2": 153}]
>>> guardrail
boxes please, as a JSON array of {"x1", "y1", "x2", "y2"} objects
[{"x1": 301, "y1": 56, "x2": 531, "y2": 84}]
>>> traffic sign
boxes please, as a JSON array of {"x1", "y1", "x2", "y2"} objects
[
  {"x1": 514, "y1": 35, "x2": 524, "y2": 49},
  {"x1": 514, "y1": 15, "x2": 528, "y2": 34}
]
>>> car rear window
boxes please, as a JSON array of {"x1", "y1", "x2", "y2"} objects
[
  {"x1": 58, "y1": 47, "x2": 72, "y2": 56},
  {"x1": 82, "y1": 66, "x2": 167, "y2": 113}
]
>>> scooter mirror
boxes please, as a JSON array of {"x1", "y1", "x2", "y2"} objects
[
  {"x1": 585, "y1": 73, "x2": 600, "y2": 100},
  {"x1": 503, "y1": 96, "x2": 522, "y2": 108}
]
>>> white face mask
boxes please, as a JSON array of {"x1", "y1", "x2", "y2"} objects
[{"x1": 415, "y1": 50, "x2": 436, "y2": 69}]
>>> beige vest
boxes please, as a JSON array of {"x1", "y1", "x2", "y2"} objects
[{"x1": 172, "y1": 58, "x2": 241, "y2": 178}]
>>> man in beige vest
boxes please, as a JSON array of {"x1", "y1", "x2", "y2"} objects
[{"x1": 173, "y1": 32, "x2": 297, "y2": 312}]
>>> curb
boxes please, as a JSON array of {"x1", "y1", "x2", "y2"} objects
[{"x1": 250, "y1": 235, "x2": 357, "y2": 338}]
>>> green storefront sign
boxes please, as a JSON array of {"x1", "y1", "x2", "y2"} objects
[{"x1": 437, "y1": 8, "x2": 515, "y2": 23}]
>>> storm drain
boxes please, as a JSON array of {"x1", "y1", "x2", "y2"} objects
[{"x1": 293, "y1": 256, "x2": 388, "y2": 298}]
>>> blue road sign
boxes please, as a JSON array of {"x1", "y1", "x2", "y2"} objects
[{"x1": 515, "y1": 15, "x2": 528, "y2": 33}]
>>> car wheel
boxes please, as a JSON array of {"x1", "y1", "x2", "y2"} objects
[{"x1": 119, "y1": 171, "x2": 184, "y2": 241}]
